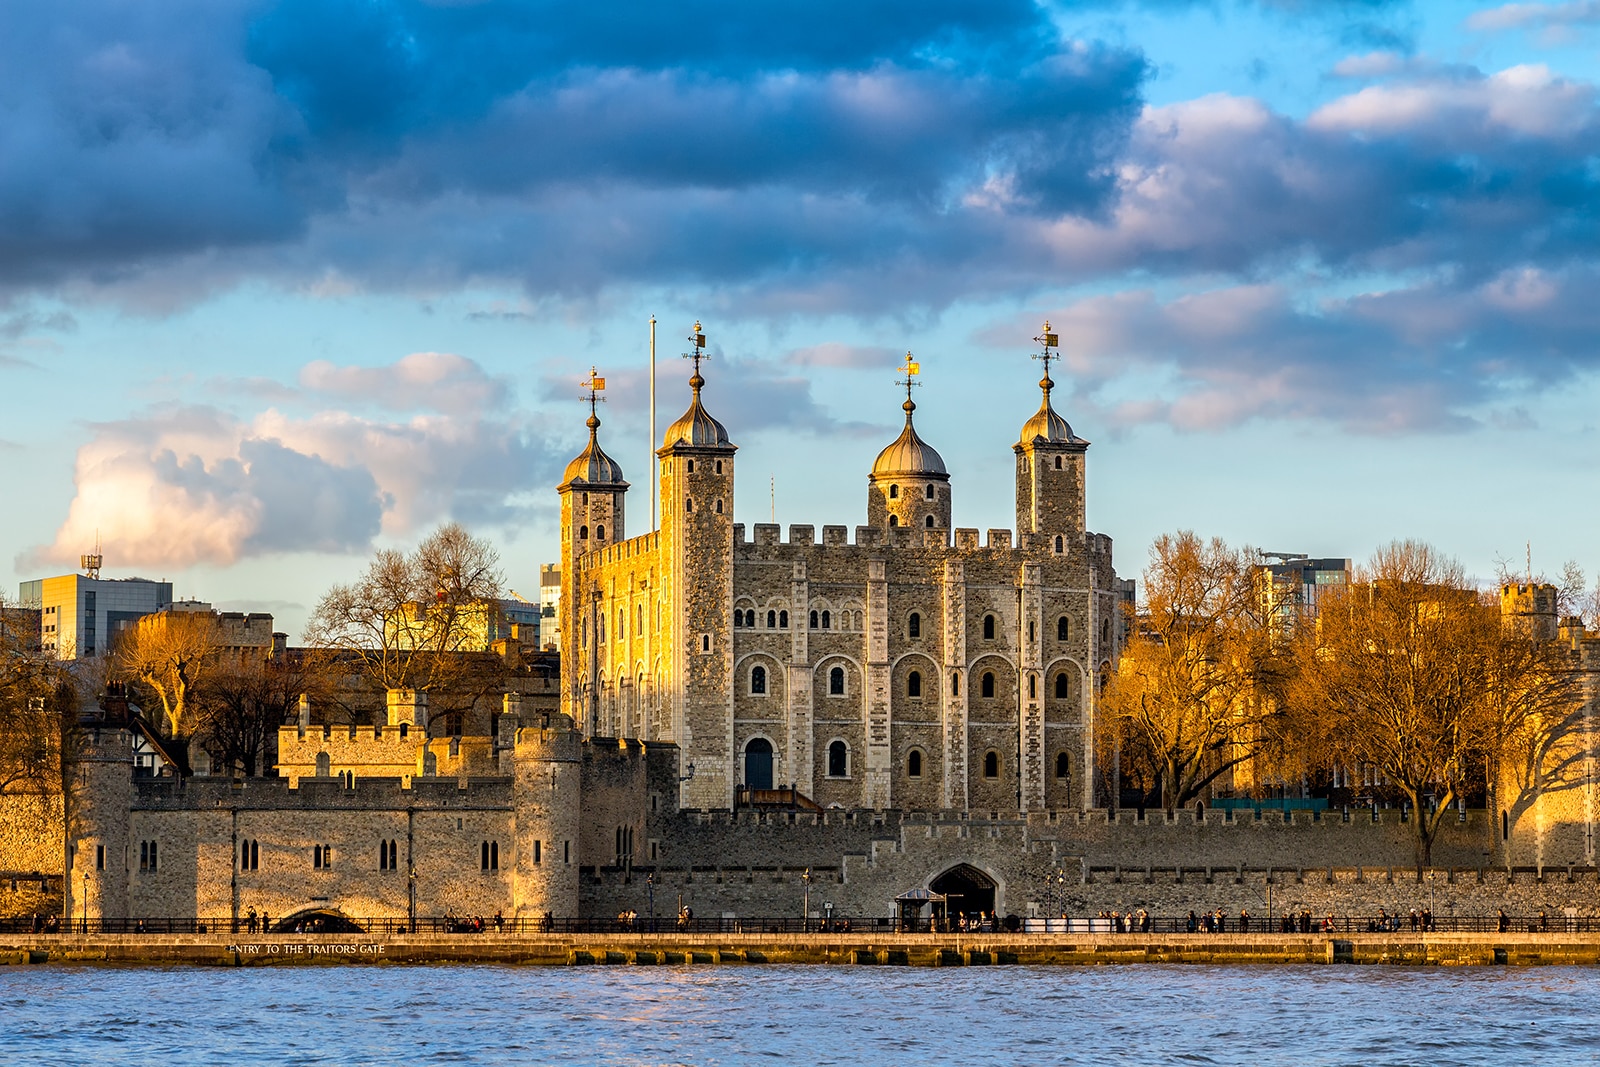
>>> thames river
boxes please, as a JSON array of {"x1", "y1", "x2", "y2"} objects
[{"x1": 4, "y1": 964, "x2": 1599, "y2": 1065}]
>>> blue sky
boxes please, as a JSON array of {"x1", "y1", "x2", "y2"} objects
[{"x1": 5, "y1": 0, "x2": 1600, "y2": 639}]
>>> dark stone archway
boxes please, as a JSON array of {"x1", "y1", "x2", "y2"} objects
[
  {"x1": 272, "y1": 909, "x2": 365, "y2": 934},
  {"x1": 930, "y1": 864, "x2": 996, "y2": 918},
  {"x1": 744, "y1": 738, "x2": 774, "y2": 790}
]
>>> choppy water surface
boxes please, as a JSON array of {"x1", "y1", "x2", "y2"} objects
[{"x1": 4, "y1": 963, "x2": 1599, "y2": 1066}]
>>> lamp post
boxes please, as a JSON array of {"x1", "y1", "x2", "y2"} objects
[
  {"x1": 408, "y1": 866, "x2": 418, "y2": 934},
  {"x1": 81, "y1": 869, "x2": 89, "y2": 934},
  {"x1": 647, "y1": 873, "x2": 656, "y2": 933},
  {"x1": 802, "y1": 868, "x2": 813, "y2": 933}
]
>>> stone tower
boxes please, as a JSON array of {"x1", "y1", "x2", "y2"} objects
[
  {"x1": 558, "y1": 382, "x2": 627, "y2": 733},
  {"x1": 1501, "y1": 583, "x2": 1559, "y2": 643},
  {"x1": 1014, "y1": 323, "x2": 1088, "y2": 551},
  {"x1": 656, "y1": 334, "x2": 737, "y2": 808},
  {"x1": 867, "y1": 360, "x2": 951, "y2": 533},
  {"x1": 510, "y1": 712, "x2": 582, "y2": 920},
  {"x1": 65, "y1": 691, "x2": 134, "y2": 926}
]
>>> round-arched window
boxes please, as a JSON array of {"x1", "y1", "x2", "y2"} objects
[
  {"x1": 829, "y1": 666, "x2": 845, "y2": 695},
  {"x1": 983, "y1": 615, "x2": 995, "y2": 640},
  {"x1": 751, "y1": 665, "x2": 767, "y2": 695},
  {"x1": 907, "y1": 671, "x2": 922, "y2": 698},
  {"x1": 981, "y1": 672, "x2": 995, "y2": 698},
  {"x1": 908, "y1": 749, "x2": 923, "y2": 778},
  {"x1": 1055, "y1": 673, "x2": 1069, "y2": 699},
  {"x1": 984, "y1": 751, "x2": 999, "y2": 779},
  {"x1": 828, "y1": 740, "x2": 848, "y2": 778}
]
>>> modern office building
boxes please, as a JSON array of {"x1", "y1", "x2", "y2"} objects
[{"x1": 18, "y1": 571, "x2": 174, "y2": 660}]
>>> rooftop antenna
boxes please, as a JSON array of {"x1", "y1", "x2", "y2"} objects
[
  {"x1": 650, "y1": 316, "x2": 658, "y2": 532},
  {"x1": 770, "y1": 475, "x2": 775, "y2": 524},
  {"x1": 81, "y1": 532, "x2": 103, "y2": 581}
]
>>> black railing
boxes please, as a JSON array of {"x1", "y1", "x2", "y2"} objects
[{"x1": 4, "y1": 914, "x2": 1598, "y2": 936}]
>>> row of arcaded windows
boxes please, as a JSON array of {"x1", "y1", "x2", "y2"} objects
[
  {"x1": 886, "y1": 483, "x2": 938, "y2": 500},
  {"x1": 789, "y1": 741, "x2": 1070, "y2": 782},
  {"x1": 747, "y1": 665, "x2": 1080, "y2": 701},
  {"x1": 734, "y1": 608, "x2": 790, "y2": 629}
]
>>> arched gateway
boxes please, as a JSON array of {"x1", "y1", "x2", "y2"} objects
[{"x1": 930, "y1": 864, "x2": 997, "y2": 918}]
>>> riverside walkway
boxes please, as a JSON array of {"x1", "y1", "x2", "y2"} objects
[{"x1": 5, "y1": 931, "x2": 1600, "y2": 967}]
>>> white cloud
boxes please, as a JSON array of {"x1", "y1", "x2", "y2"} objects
[
  {"x1": 24, "y1": 356, "x2": 559, "y2": 570},
  {"x1": 1467, "y1": 1, "x2": 1600, "y2": 31},
  {"x1": 298, "y1": 351, "x2": 509, "y2": 415}
]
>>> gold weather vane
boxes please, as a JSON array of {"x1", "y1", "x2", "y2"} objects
[
  {"x1": 1032, "y1": 320, "x2": 1060, "y2": 382},
  {"x1": 682, "y1": 320, "x2": 707, "y2": 380},
  {"x1": 581, "y1": 366, "x2": 607, "y2": 419},
  {"x1": 896, "y1": 351, "x2": 922, "y2": 405}
]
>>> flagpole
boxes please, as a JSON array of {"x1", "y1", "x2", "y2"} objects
[{"x1": 650, "y1": 315, "x2": 658, "y2": 531}]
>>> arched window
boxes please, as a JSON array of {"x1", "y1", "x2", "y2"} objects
[
  {"x1": 908, "y1": 612, "x2": 921, "y2": 639},
  {"x1": 981, "y1": 672, "x2": 995, "y2": 698},
  {"x1": 1102, "y1": 620, "x2": 1111, "y2": 643},
  {"x1": 617, "y1": 608, "x2": 625, "y2": 638},
  {"x1": 908, "y1": 749, "x2": 923, "y2": 778},
  {"x1": 821, "y1": 610, "x2": 831, "y2": 629},
  {"x1": 1055, "y1": 535, "x2": 1064, "y2": 553},
  {"x1": 1058, "y1": 616, "x2": 1070, "y2": 641},
  {"x1": 829, "y1": 666, "x2": 845, "y2": 695},
  {"x1": 828, "y1": 740, "x2": 848, "y2": 778},
  {"x1": 779, "y1": 610, "x2": 788, "y2": 628},
  {"x1": 925, "y1": 515, "x2": 934, "y2": 528},
  {"x1": 951, "y1": 672, "x2": 960, "y2": 697},
  {"x1": 907, "y1": 671, "x2": 922, "y2": 698},
  {"x1": 889, "y1": 515, "x2": 899, "y2": 527},
  {"x1": 889, "y1": 484, "x2": 899, "y2": 499},
  {"x1": 983, "y1": 615, "x2": 995, "y2": 640},
  {"x1": 715, "y1": 499, "x2": 723, "y2": 514},
  {"x1": 1054, "y1": 455, "x2": 1062, "y2": 470},
  {"x1": 751, "y1": 665, "x2": 767, "y2": 695},
  {"x1": 716, "y1": 460, "x2": 723, "y2": 474},
  {"x1": 1028, "y1": 675, "x2": 1037, "y2": 699},
  {"x1": 685, "y1": 497, "x2": 694, "y2": 512},
  {"x1": 925, "y1": 484, "x2": 934, "y2": 499},
  {"x1": 579, "y1": 525, "x2": 589, "y2": 539},
  {"x1": 810, "y1": 610, "x2": 819, "y2": 629},
  {"x1": 687, "y1": 459, "x2": 695, "y2": 473},
  {"x1": 1055, "y1": 673, "x2": 1069, "y2": 698},
  {"x1": 1055, "y1": 752, "x2": 1070, "y2": 780},
  {"x1": 984, "y1": 751, "x2": 999, "y2": 779},
  {"x1": 596, "y1": 524, "x2": 605, "y2": 539},
  {"x1": 767, "y1": 610, "x2": 776, "y2": 628}
]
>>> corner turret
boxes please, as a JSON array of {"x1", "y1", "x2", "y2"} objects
[
  {"x1": 1015, "y1": 323, "x2": 1088, "y2": 552},
  {"x1": 867, "y1": 353, "x2": 951, "y2": 533}
]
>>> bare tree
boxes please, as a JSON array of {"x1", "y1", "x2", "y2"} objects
[
  {"x1": 305, "y1": 523, "x2": 507, "y2": 715},
  {"x1": 114, "y1": 609, "x2": 219, "y2": 740},
  {"x1": 1099, "y1": 532, "x2": 1284, "y2": 812},
  {"x1": 198, "y1": 650, "x2": 330, "y2": 776},
  {"x1": 1291, "y1": 541, "x2": 1497, "y2": 868},
  {"x1": 1477, "y1": 624, "x2": 1593, "y2": 864}
]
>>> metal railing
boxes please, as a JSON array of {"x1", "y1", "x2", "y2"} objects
[{"x1": 4, "y1": 914, "x2": 1597, "y2": 936}]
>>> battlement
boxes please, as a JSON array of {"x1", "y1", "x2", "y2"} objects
[
  {"x1": 579, "y1": 530, "x2": 661, "y2": 570},
  {"x1": 720, "y1": 521, "x2": 1106, "y2": 559},
  {"x1": 129, "y1": 773, "x2": 516, "y2": 809},
  {"x1": 276, "y1": 723, "x2": 497, "y2": 785}
]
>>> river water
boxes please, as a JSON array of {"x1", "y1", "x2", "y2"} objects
[{"x1": 4, "y1": 964, "x2": 1599, "y2": 1065}]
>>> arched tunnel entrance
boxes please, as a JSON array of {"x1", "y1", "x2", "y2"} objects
[{"x1": 930, "y1": 864, "x2": 997, "y2": 919}]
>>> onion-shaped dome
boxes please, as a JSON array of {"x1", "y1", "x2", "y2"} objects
[
  {"x1": 661, "y1": 366, "x2": 731, "y2": 449},
  {"x1": 563, "y1": 412, "x2": 625, "y2": 484},
  {"x1": 1019, "y1": 375, "x2": 1084, "y2": 445},
  {"x1": 871, "y1": 398, "x2": 947, "y2": 477}
]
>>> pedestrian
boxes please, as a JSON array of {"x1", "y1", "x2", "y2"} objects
[
  {"x1": 495, "y1": 910, "x2": 504, "y2": 933},
  {"x1": 1498, "y1": 908, "x2": 1510, "y2": 933},
  {"x1": 1186, "y1": 910, "x2": 1198, "y2": 933},
  {"x1": 1239, "y1": 909, "x2": 1250, "y2": 934}
]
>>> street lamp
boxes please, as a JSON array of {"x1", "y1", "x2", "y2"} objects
[
  {"x1": 82, "y1": 869, "x2": 89, "y2": 934},
  {"x1": 647, "y1": 873, "x2": 656, "y2": 933},
  {"x1": 802, "y1": 868, "x2": 813, "y2": 933},
  {"x1": 408, "y1": 866, "x2": 418, "y2": 934}
]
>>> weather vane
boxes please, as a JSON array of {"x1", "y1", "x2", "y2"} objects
[
  {"x1": 1032, "y1": 320, "x2": 1060, "y2": 382},
  {"x1": 683, "y1": 320, "x2": 707, "y2": 379},
  {"x1": 896, "y1": 351, "x2": 922, "y2": 405},
  {"x1": 580, "y1": 366, "x2": 607, "y2": 418}
]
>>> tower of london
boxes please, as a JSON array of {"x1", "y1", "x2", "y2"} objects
[{"x1": 560, "y1": 333, "x2": 1128, "y2": 813}]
